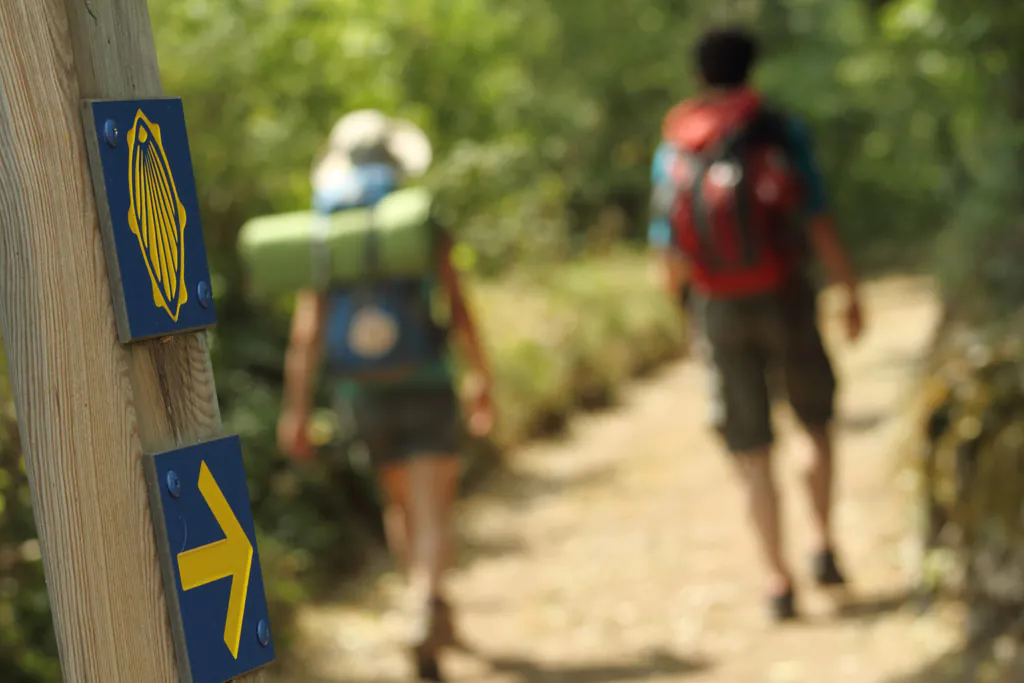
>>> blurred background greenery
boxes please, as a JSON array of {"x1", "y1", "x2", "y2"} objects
[{"x1": 3, "y1": 0, "x2": 1024, "y2": 678}]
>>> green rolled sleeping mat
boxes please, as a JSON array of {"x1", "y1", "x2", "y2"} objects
[{"x1": 236, "y1": 187, "x2": 435, "y2": 297}]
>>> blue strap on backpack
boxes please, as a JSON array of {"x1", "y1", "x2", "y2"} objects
[{"x1": 312, "y1": 165, "x2": 446, "y2": 382}]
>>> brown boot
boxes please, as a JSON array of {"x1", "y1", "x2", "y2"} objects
[
  {"x1": 408, "y1": 597, "x2": 456, "y2": 681},
  {"x1": 432, "y1": 596, "x2": 463, "y2": 649},
  {"x1": 411, "y1": 646, "x2": 443, "y2": 682}
]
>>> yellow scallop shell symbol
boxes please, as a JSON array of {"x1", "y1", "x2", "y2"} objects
[{"x1": 126, "y1": 109, "x2": 188, "y2": 322}]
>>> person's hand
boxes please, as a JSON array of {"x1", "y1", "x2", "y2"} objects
[
  {"x1": 469, "y1": 390, "x2": 495, "y2": 438},
  {"x1": 845, "y1": 294, "x2": 864, "y2": 343},
  {"x1": 462, "y1": 372, "x2": 495, "y2": 438},
  {"x1": 277, "y1": 409, "x2": 314, "y2": 462},
  {"x1": 688, "y1": 328, "x2": 708, "y2": 361}
]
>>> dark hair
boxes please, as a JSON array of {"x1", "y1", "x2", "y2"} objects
[{"x1": 695, "y1": 27, "x2": 759, "y2": 88}]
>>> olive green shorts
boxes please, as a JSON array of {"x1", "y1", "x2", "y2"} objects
[
  {"x1": 695, "y1": 277, "x2": 837, "y2": 453},
  {"x1": 335, "y1": 384, "x2": 463, "y2": 467}
]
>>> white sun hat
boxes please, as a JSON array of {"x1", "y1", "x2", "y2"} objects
[{"x1": 311, "y1": 109, "x2": 433, "y2": 191}]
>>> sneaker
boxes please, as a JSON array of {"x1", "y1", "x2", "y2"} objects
[
  {"x1": 770, "y1": 587, "x2": 798, "y2": 622},
  {"x1": 813, "y1": 549, "x2": 847, "y2": 587}
]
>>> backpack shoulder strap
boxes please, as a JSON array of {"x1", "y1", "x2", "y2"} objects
[
  {"x1": 361, "y1": 203, "x2": 381, "y2": 283},
  {"x1": 698, "y1": 106, "x2": 768, "y2": 162},
  {"x1": 742, "y1": 105, "x2": 794, "y2": 154},
  {"x1": 312, "y1": 211, "x2": 334, "y2": 291}
]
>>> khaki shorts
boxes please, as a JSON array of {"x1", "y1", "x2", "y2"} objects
[{"x1": 695, "y1": 277, "x2": 836, "y2": 453}]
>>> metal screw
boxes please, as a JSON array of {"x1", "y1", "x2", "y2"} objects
[
  {"x1": 103, "y1": 119, "x2": 119, "y2": 147},
  {"x1": 197, "y1": 280, "x2": 212, "y2": 309},
  {"x1": 257, "y1": 620, "x2": 271, "y2": 647},
  {"x1": 166, "y1": 471, "x2": 181, "y2": 499}
]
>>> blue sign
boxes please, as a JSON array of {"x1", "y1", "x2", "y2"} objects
[
  {"x1": 84, "y1": 98, "x2": 217, "y2": 342},
  {"x1": 146, "y1": 435, "x2": 274, "y2": 683}
]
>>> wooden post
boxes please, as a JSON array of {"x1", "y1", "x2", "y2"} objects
[{"x1": 0, "y1": 1, "x2": 265, "y2": 681}]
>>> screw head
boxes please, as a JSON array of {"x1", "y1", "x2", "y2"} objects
[
  {"x1": 197, "y1": 280, "x2": 212, "y2": 309},
  {"x1": 166, "y1": 471, "x2": 182, "y2": 498},
  {"x1": 103, "y1": 119, "x2": 119, "y2": 147},
  {"x1": 257, "y1": 619, "x2": 271, "y2": 647}
]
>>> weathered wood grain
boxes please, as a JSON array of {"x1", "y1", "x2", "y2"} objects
[{"x1": 0, "y1": 0, "x2": 265, "y2": 680}]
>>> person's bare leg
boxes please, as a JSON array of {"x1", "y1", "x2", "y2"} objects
[
  {"x1": 804, "y1": 424, "x2": 846, "y2": 586},
  {"x1": 378, "y1": 465, "x2": 412, "y2": 574},
  {"x1": 384, "y1": 502, "x2": 411, "y2": 572},
  {"x1": 804, "y1": 425, "x2": 834, "y2": 553},
  {"x1": 734, "y1": 448, "x2": 792, "y2": 593},
  {"x1": 379, "y1": 456, "x2": 459, "y2": 681},
  {"x1": 406, "y1": 455, "x2": 461, "y2": 605}
]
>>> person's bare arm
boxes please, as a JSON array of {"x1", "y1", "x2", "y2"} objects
[
  {"x1": 436, "y1": 235, "x2": 491, "y2": 387},
  {"x1": 807, "y1": 215, "x2": 857, "y2": 295},
  {"x1": 661, "y1": 248, "x2": 693, "y2": 298},
  {"x1": 781, "y1": 115, "x2": 863, "y2": 340},
  {"x1": 807, "y1": 214, "x2": 863, "y2": 341},
  {"x1": 282, "y1": 290, "x2": 327, "y2": 417},
  {"x1": 655, "y1": 248, "x2": 677, "y2": 291}
]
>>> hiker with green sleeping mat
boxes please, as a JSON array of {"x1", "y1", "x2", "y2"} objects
[{"x1": 238, "y1": 110, "x2": 494, "y2": 682}]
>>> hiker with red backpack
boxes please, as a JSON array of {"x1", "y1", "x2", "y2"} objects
[
  {"x1": 242, "y1": 110, "x2": 494, "y2": 681},
  {"x1": 649, "y1": 27, "x2": 865, "y2": 622}
]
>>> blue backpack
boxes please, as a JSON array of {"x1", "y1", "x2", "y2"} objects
[{"x1": 313, "y1": 164, "x2": 448, "y2": 383}]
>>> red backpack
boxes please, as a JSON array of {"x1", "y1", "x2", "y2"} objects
[{"x1": 662, "y1": 92, "x2": 805, "y2": 298}]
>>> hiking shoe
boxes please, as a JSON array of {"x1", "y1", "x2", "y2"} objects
[
  {"x1": 770, "y1": 588, "x2": 798, "y2": 622},
  {"x1": 813, "y1": 549, "x2": 847, "y2": 587},
  {"x1": 408, "y1": 596, "x2": 457, "y2": 681},
  {"x1": 412, "y1": 649, "x2": 443, "y2": 682},
  {"x1": 431, "y1": 596, "x2": 468, "y2": 652}
]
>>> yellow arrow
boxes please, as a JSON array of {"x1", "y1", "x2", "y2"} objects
[{"x1": 177, "y1": 461, "x2": 253, "y2": 659}]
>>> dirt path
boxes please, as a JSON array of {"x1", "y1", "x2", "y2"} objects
[{"x1": 280, "y1": 276, "x2": 963, "y2": 683}]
